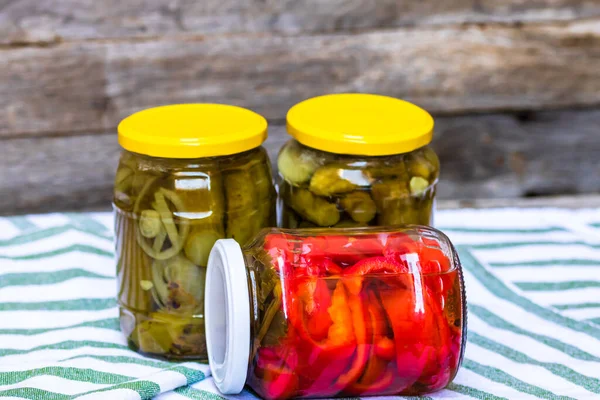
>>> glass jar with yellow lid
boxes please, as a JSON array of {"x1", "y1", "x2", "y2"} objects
[
  {"x1": 113, "y1": 104, "x2": 276, "y2": 361},
  {"x1": 277, "y1": 94, "x2": 439, "y2": 228}
]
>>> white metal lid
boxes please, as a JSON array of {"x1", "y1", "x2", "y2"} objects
[{"x1": 205, "y1": 239, "x2": 251, "y2": 394}]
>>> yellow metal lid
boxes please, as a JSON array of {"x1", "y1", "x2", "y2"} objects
[
  {"x1": 286, "y1": 93, "x2": 434, "y2": 156},
  {"x1": 118, "y1": 104, "x2": 268, "y2": 158}
]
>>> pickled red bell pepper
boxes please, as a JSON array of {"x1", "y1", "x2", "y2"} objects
[
  {"x1": 346, "y1": 291, "x2": 393, "y2": 395},
  {"x1": 254, "y1": 232, "x2": 462, "y2": 398},
  {"x1": 288, "y1": 280, "x2": 359, "y2": 395},
  {"x1": 254, "y1": 347, "x2": 299, "y2": 399}
]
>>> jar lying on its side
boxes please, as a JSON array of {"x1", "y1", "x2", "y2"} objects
[
  {"x1": 278, "y1": 93, "x2": 439, "y2": 228},
  {"x1": 114, "y1": 104, "x2": 276, "y2": 361},
  {"x1": 205, "y1": 227, "x2": 466, "y2": 399}
]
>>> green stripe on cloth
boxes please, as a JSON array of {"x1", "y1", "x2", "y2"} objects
[
  {"x1": 458, "y1": 247, "x2": 600, "y2": 339},
  {"x1": 60, "y1": 355, "x2": 205, "y2": 384},
  {"x1": 469, "y1": 305, "x2": 600, "y2": 362},
  {"x1": 175, "y1": 387, "x2": 227, "y2": 400},
  {"x1": 0, "y1": 388, "x2": 69, "y2": 400},
  {"x1": 439, "y1": 227, "x2": 565, "y2": 234},
  {"x1": 463, "y1": 359, "x2": 574, "y2": 400},
  {"x1": 446, "y1": 383, "x2": 508, "y2": 400},
  {"x1": 76, "y1": 379, "x2": 161, "y2": 399},
  {"x1": 554, "y1": 303, "x2": 600, "y2": 310},
  {"x1": 0, "y1": 244, "x2": 113, "y2": 260},
  {"x1": 7, "y1": 216, "x2": 37, "y2": 231},
  {"x1": 0, "y1": 298, "x2": 116, "y2": 311},
  {"x1": 0, "y1": 317, "x2": 119, "y2": 335},
  {"x1": 0, "y1": 340, "x2": 128, "y2": 357},
  {"x1": 0, "y1": 226, "x2": 111, "y2": 247},
  {"x1": 0, "y1": 269, "x2": 112, "y2": 289},
  {"x1": 62, "y1": 355, "x2": 171, "y2": 368},
  {"x1": 489, "y1": 259, "x2": 600, "y2": 267},
  {"x1": 398, "y1": 397, "x2": 433, "y2": 400},
  {"x1": 66, "y1": 214, "x2": 111, "y2": 234},
  {"x1": 0, "y1": 366, "x2": 132, "y2": 385},
  {"x1": 470, "y1": 332, "x2": 600, "y2": 394},
  {"x1": 469, "y1": 241, "x2": 591, "y2": 250},
  {"x1": 589, "y1": 318, "x2": 600, "y2": 325},
  {"x1": 515, "y1": 281, "x2": 600, "y2": 291},
  {"x1": 170, "y1": 366, "x2": 206, "y2": 384},
  {"x1": 65, "y1": 214, "x2": 112, "y2": 236}
]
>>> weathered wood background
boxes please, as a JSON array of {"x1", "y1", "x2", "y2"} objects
[{"x1": 1, "y1": 0, "x2": 600, "y2": 214}]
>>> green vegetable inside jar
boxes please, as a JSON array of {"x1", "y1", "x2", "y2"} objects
[
  {"x1": 277, "y1": 94, "x2": 439, "y2": 228},
  {"x1": 113, "y1": 104, "x2": 276, "y2": 361}
]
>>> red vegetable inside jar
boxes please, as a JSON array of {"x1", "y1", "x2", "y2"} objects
[{"x1": 205, "y1": 227, "x2": 466, "y2": 399}]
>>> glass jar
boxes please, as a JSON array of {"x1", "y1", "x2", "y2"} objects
[
  {"x1": 205, "y1": 226, "x2": 466, "y2": 399},
  {"x1": 113, "y1": 104, "x2": 276, "y2": 361},
  {"x1": 277, "y1": 94, "x2": 439, "y2": 228}
]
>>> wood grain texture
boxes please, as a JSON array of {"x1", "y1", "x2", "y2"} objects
[
  {"x1": 0, "y1": 134, "x2": 120, "y2": 214},
  {"x1": 2, "y1": 0, "x2": 600, "y2": 45},
  {"x1": 2, "y1": 18, "x2": 600, "y2": 137},
  {"x1": 438, "y1": 194, "x2": 600, "y2": 209},
  {"x1": 2, "y1": 108, "x2": 599, "y2": 214},
  {"x1": 432, "y1": 109, "x2": 600, "y2": 199}
]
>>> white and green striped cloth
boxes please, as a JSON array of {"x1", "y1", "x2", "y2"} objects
[{"x1": 1, "y1": 209, "x2": 600, "y2": 399}]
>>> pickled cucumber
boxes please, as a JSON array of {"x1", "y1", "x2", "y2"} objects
[
  {"x1": 224, "y1": 161, "x2": 275, "y2": 245},
  {"x1": 151, "y1": 255, "x2": 205, "y2": 314},
  {"x1": 309, "y1": 165, "x2": 360, "y2": 196},
  {"x1": 277, "y1": 141, "x2": 320, "y2": 184},
  {"x1": 184, "y1": 230, "x2": 221, "y2": 267},
  {"x1": 298, "y1": 220, "x2": 318, "y2": 228},
  {"x1": 364, "y1": 159, "x2": 408, "y2": 181},
  {"x1": 409, "y1": 176, "x2": 430, "y2": 196},
  {"x1": 371, "y1": 180, "x2": 416, "y2": 226},
  {"x1": 407, "y1": 148, "x2": 438, "y2": 180},
  {"x1": 283, "y1": 184, "x2": 340, "y2": 227},
  {"x1": 130, "y1": 312, "x2": 205, "y2": 357},
  {"x1": 334, "y1": 219, "x2": 368, "y2": 228},
  {"x1": 422, "y1": 146, "x2": 440, "y2": 176},
  {"x1": 339, "y1": 191, "x2": 376, "y2": 223},
  {"x1": 250, "y1": 156, "x2": 277, "y2": 235},
  {"x1": 279, "y1": 140, "x2": 438, "y2": 229}
]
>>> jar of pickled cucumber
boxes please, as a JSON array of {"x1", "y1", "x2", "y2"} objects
[
  {"x1": 277, "y1": 94, "x2": 439, "y2": 228},
  {"x1": 205, "y1": 226, "x2": 466, "y2": 399},
  {"x1": 113, "y1": 104, "x2": 276, "y2": 361}
]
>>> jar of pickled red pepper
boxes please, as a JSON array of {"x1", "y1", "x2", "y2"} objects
[
  {"x1": 205, "y1": 226, "x2": 466, "y2": 399},
  {"x1": 277, "y1": 94, "x2": 439, "y2": 228},
  {"x1": 113, "y1": 104, "x2": 276, "y2": 361}
]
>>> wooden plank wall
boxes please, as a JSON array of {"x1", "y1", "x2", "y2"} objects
[{"x1": 1, "y1": 1, "x2": 600, "y2": 214}]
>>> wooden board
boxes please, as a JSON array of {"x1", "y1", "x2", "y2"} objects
[
  {"x1": 438, "y1": 194, "x2": 600, "y2": 209},
  {"x1": 2, "y1": 0, "x2": 600, "y2": 45},
  {"x1": 0, "y1": 134, "x2": 120, "y2": 214},
  {"x1": 2, "y1": 108, "x2": 599, "y2": 215},
  {"x1": 432, "y1": 109, "x2": 600, "y2": 199},
  {"x1": 2, "y1": 18, "x2": 600, "y2": 137}
]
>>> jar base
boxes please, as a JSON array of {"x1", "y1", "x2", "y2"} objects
[{"x1": 119, "y1": 306, "x2": 208, "y2": 362}]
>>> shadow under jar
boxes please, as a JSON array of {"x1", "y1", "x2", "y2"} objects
[
  {"x1": 277, "y1": 94, "x2": 439, "y2": 228},
  {"x1": 113, "y1": 104, "x2": 276, "y2": 361},
  {"x1": 205, "y1": 226, "x2": 466, "y2": 399}
]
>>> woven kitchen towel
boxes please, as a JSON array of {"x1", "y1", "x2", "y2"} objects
[{"x1": 1, "y1": 208, "x2": 600, "y2": 399}]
